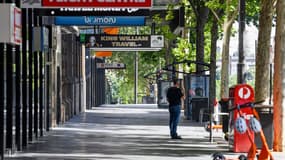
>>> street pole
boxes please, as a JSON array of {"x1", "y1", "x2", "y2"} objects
[
  {"x1": 134, "y1": 27, "x2": 139, "y2": 104},
  {"x1": 237, "y1": 0, "x2": 245, "y2": 84},
  {"x1": 135, "y1": 51, "x2": 138, "y2": 104}
]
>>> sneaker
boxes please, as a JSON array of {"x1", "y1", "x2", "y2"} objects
[{"x1": 171, "y1": 135, "x2": 182, "y2": 139}]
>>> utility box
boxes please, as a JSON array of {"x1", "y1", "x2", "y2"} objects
[
  {"x1": 0, "y1": 4, "x2": 21, "y2": 45},
  {"x1": 228, "y1": 84, "x2": 255, "y2": 152}
]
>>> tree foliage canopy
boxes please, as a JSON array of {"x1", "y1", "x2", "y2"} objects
[{"x1": 105, "y1": 0, "x2": 261, "y2": 103}]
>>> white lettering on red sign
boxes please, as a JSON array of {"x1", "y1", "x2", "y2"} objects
[
  {"x1": 60, "y1": 8, "x2": 139, "y2": 13},
  {"x1": 97, "y1": 0, "x2": 146, "y2": 3},
  {"x1": 238, "y1": 87, "x2": 251, "y2": 99},
  {"x1": 43, "y1": 0, "x2": 151, "y2": 7},
  {"x1": 48, "y1": 0, "x2": 145, "y2": 3},
  {"x1": 14, "y1": 7, "x2": 22, "y2": 44},
  {"x1": 49, "y1": 0, "x2": 94, "y2": 2}
]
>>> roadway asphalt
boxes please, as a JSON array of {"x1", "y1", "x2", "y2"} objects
[{"x1": 5, "y1": 104, "x2": 285, "y2": 160}]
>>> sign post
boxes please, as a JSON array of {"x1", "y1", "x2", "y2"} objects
[{"x1": 0, "y1": 4, "x2": 22, "y2": 45}]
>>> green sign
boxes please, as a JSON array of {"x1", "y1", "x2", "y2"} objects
[{"x1": 80, "y1": 34, "x2": 85, "y2": 43}]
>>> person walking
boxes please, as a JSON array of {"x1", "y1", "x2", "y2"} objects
[{"x1": 167, "y1": 79, "x2": 185, "y2": 139}]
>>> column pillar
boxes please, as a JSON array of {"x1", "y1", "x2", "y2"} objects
[{"x1": 21, "y1": 8, "x2": 28, "y2": 148}]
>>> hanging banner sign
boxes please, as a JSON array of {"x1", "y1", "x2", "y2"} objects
[
  {"x1": 82, "y1": 35, "x2": 164, "y2": 49},
  {"x1": 13, "y1": 7, "x2": 22, "y2": 45},
  {"x1": 97, "y1": 63, "x2": 126, "y2": 69},
  {"x1": 33, "y1": 8, "x2": 149, "y2": 16},
  {"x1": 55, "y1": 16, "x2": 145, "y2": 26},
  {"x1": 0, "y1": 4, "x2": 22, "y2": 45},
  {"x1": 41, "y1": 0, "x2": 152, "y2": 8}
]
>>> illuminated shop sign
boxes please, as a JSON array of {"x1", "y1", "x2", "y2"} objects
[
  {"x1": 42, "y1": 0, "x2": 152, "y2": 8},
  {"x1": 55, "y1": 16, "x2": 145, "y2": 26}
]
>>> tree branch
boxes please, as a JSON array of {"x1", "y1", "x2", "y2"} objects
[
  {"x1": 228, "y1": 6, "x2": 239, "y2": 25},
  {"x1": 189, "y1": 0, "x2": 199, "y2": 18},
  {"x1": 272, "y1": 0, "x2": 277, "y2": 8},
  {"x1": 210, "y1": 8, "x2": 221, "y2": 23}
]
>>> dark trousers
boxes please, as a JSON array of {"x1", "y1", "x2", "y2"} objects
[{"x1": 169, "y1": 105, "x2": 181, "y2": 137}]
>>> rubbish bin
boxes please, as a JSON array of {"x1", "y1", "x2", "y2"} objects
[
  {"x1": 219, "y1": 98, "x2": 229, "y2": 134},
  {"x1": 255, "y1": 105, "x2": 273, "y2": 149},
  {"x1": 184, "y1": 97, "x2": 192, "y2": 120}
]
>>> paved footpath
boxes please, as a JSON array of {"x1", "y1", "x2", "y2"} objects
[{"x1": 6, "y1": 104, "x2": 285, "y2": 160}]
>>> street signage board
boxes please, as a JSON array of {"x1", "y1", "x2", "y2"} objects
[
  {"x1": 43, "y1": 0, "x2": 152, "y2": 8},
  {"x1": 83, "y1": 35, "x2": 164, "y2": 49},
  {"x1": 0, "y1": 4, "x2": 22, "y2": 45},
  {"x1": 80, "y1": 29, "x2": 95, "y2": 34},
  {"x1": 97, "y1": 63, "x2": 126, "y2": 69},
  {"x1": 55, "y1": 16, "x2": 145, "y2": 26},
  {"x1": 33, "y1": 8, "x2": 150, "y2": 16},
  {"x1": 22, "y1": 0, "x2": 152, "y2": 8},
  {"x1": 33, "y1": 27, "x2": 49, "y2": 52},
  {"x1": 21, "y1": 0, "x2": 42, "y2": 8}
]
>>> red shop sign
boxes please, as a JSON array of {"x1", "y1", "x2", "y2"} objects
[
  {"x1": 14, "y1": 7, "x2": 22, "y2": 44},
  {"x1": 42, "y1": 0, "x2": 152, "y2": 8}
]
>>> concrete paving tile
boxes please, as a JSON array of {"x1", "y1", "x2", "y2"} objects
[{"x1": 5, "y1": 104, "x2": 284, "y2": 160}]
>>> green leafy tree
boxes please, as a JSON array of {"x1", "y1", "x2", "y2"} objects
[
  {"x1": 207, "y1": 0, "x2": 260, "y2": 98},
  {"x1": 188, "y1": 0, "x2": 210, "y2": 73},
  {"x1": 105, "y1": 26, "x2": 167, "y2": 103},
  {"x1": 255, "y1": 0, "x2": 276, "y2": 103},
  {"x1": 208, "y1": 0, "x2": 224, "y2": 114},
  {"x1": 219, "y1": 0, "x2": 239, "y2": 98}
]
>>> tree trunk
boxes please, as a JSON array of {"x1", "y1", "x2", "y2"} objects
[
  {"x1": 196, "y1": 5, "x2": 209, "y2": 74},
  {"x1": 219, "y1": 0, "x2": 238, "y2": 99},
  {"x1": 209, "y1": 16, "x2": 219, "y2": 142},
  {"x1": 210, "y1": 17, "x2": 218, "y2": 111},
  {"x1": 255, "y1": 0, "x2": 275, "y2": 103},
  {"x1": 220, "y1": 21, "x2": 233, "y2": 98},
  {"x1": 273, "y1": 0, "x2": 285, "y2": 152}
]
